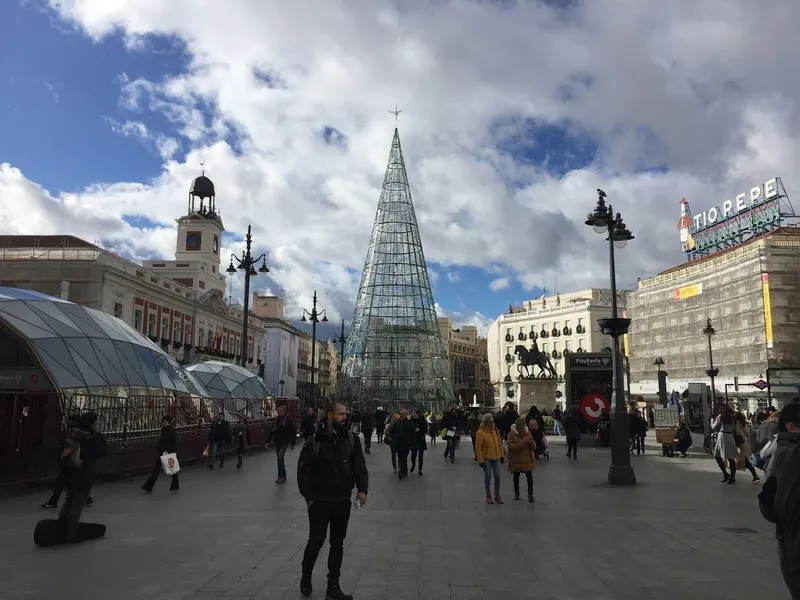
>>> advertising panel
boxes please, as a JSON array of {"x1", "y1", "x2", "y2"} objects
[
  {"x1": 674, "y1": 283, "x2": 703, "y2": 301},
  {"x1": 762, "y1": 273, "x2": 774, "y2": 349}
]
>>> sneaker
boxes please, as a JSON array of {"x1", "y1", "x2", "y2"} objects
[
  {"x1": 450, "y1": 456, "x2": 454, "y2": 464},
  {"x1": 495, "y1": 495, "x2": 504, "y2": 505},
  {"x1": 528, "y1": 495, "x2": 535, "y2": 503},
  {"x1": 752, "y1": 477, "x2": 761, "y2": 484},
  {"x1": 418, "y1": 471, "x2": 423, "y2": 476},
  {"x1": 141, "y1": 486, "x2": 152, "y2": 494},
  {"x1": 514, "y1": 494, "x2": 520, "y2": 501},
  {"x1": 392, "y1": 468, "x2": 397, "y2": 474},
  {"x1": 41, "y1": 502, "x2": 57, "y2": 509},
  {"x1": 486, "y1": 495, "x2": 494, "y2": 504},
  {"x1": 84, "y1": 497, "x2": 93, "y2": 506}
]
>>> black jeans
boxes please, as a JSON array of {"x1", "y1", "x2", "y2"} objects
[
  {"x1": 376, "y1": 425, "x2": 385, "y2": 443},
  {"x1": 362, "y1": 429, "x2": 372, "y2": 451},
  {"x1": 567, "y1": 439, "x2": 578, "y2": 457},
  {"x1": 302, "y1": 500, "x2": 352, "y2": 584},
  {"x1": 513, "y1": 471, "x2": 533, "y2": 497},
  {"x1": 142, "y1": 456, "x2": 179, "y2": 491},
  {"x1": 390, "y1": 444, "x2": 397, "y2": 470},
  {"x1": 397, "y1": 448, "x2": 410, "y2": 476},
  {"x1": 59, "y1": 490, "x2": 89, "y2": 539},
  {"x1": 411, "y1": 448, "x2": 424, "y2": 472}
]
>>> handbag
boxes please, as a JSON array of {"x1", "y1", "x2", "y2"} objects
[
  {"x1": 733, "y1": 426, "x2": 744, "y2": 447},
  {"x1": 202, "y1": 444, "x2": 209, "y2": 457},
  {"x1": 160, "y1": 452, "x2": 181, "y2": 475}
]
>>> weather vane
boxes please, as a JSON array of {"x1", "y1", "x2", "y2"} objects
[{"x1": 388, "y1": 104, "x2": 402, "y2": 124}]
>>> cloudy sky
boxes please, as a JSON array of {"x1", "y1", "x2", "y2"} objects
[{"x1": 2, "y1": 1, "x2": 799, "y2": 338}]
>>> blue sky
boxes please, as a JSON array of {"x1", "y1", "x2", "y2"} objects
[{"x1": 0, "y1": 1, "x2": 591, "y2": 326}]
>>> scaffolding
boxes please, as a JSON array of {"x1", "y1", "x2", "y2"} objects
[{"x1": 338, "y1": 128, "x2": 454, "y2": 412}]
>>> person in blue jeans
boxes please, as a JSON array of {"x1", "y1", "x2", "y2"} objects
[
  {"x1": 440, "y1": 407, "x2": 459, "y2": 463},
  {"x1": 475, "y1": 412, "x2": 505, "y2": 504},
  {"x1": 207, "y1": 412, "x2": 231, "y2": 469},
  {"x1": 269, "y1": 405, "x2": 296, "y2": 484}
]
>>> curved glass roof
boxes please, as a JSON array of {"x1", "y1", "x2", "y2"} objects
[
  {"x1": 0, "y1": 288, "x2": 193, "y2": 397},
  {"x1": 184, "y1": 360, "x2": 272, "y2": 400}
]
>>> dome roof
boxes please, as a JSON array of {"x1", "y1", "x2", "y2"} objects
[
  {"x1": 184, "y1": 361, "x2": 271, "y2": 400},
  {"x1": 0, "y1": 288, "x2": 193, "y2": 397},
  {"x1": 190, "y1": 174, "x2": 215, "y2": 199}
]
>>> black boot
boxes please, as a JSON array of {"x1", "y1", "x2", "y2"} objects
[
  {"x1": 325, "y1": 582, "x2": 353, "y2": 600},
  {"x1": 300, "y1": 574, "x2": 313, "y2": 597}
]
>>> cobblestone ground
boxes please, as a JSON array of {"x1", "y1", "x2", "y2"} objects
[{"x1": 0, "y1": 435, "x2": 789, "y2": 600}]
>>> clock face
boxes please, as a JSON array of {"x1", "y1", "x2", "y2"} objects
[
  {"x1": 186, "y1": 232, "x2": 202, "y2": 250},
  {"x1": 213, "y1": 235, "x2": 219, "y2": 254}
]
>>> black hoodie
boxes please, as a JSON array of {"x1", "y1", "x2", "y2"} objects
[{"x1": 297, "y1": 419, "x2": 368, "y2": 502}]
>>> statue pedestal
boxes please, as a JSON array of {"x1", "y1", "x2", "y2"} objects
[{"x1": 517, "y1": 378, "x2": 557, "y2": 414}]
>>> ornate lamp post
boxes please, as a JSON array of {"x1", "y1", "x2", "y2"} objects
[
  {"x1": 333, "y1": 320, "x2": 347, "y2": 373},
  {"x1": 585, "y1": 189, "x2": 636, "y2": 486},
  {"x1": 226, "y1": 225, "x2": 269, "y2": 368},
  {"x1": 702, "y1": 318, "x2": 718, "y2": 436},
  {"x1": 654, "y1": 357, "x2": 665, "y2": 373},
  {"x1": 301, "y1": 291, "x2": 327, "y2": 408}
]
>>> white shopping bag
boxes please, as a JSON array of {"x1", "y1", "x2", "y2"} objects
[
  {"x1": 160, "y1": 452, "x2": 181, "y2": 475},
  {"x1": 445, "y1": 429, "x2": 455, "y2": 438}
]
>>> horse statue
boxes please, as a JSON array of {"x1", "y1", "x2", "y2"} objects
[{"x1": 514, "y1": 343, "x2": 558, "y2": 379}]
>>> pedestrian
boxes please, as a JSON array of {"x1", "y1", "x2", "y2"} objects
[
  {"x1": 428, "y1": 412, "x2": 438, "y2": 446},
  {"x1": 42, "y1": 414, "x2": 94, "y2": 509},
  {"x1": 141, "y1": 414, "x2": 179, "y2": 493},
  {"x1": 713, "y1": 405, "x2": 739, "y2": 484},
  {"x1": 361, "y1": 407, "x2": 374, "y2": 454},
  {"x1": 507, "y1": 417, "x2": 536, "y2": 502},
  {"x1": 233, "y1": 417, "x2": 251, "y2": 469},
  {"x1": 552, "y1": 406, "x2": 563, "y2": 435},
  {"x1": 374, "y1": 407, "x2": 387, "y2": 444},
  {"x1": 440, "y1": 406, "x2": 459, "y2": 463},
  {"x1": 297, "y1": 402, "x2": 368, "y2": 600},
  {"x1": 674, "y1": 421, "x2": 693, "y2": 457},
  {"x1": 207, "y1": 411, "x2": 231, "y2": 469},
  {"x1": 301, "y1": 407, "x2": 316, "y2": 442},
  {"x1": 467, "y1": 410, "x2": 481, "y2": 460},
  {"x1": 758, "y1": 402, "x2": 800, "y2": 599},
  {"x1": 389, "y1": 409, "x2": 416, "y2": 479},
  {"x1": 269, "y1": 405, "x2": 297, "y2": 484},
  {"x1": 351, "y1": 408, "x2": 362, "y2": 435},
  {"x1": 475, "y1": 412, "x2": 505, "y2": 505},
  {"x1": 564, "y1": 410, "x2": 581, "y2": 460},
  {"x1": 410, "y1": 409, "x2": 428, "y2": 476},
  {"x1": 631, "y1": 410, "x2": 647, "y2": 455},
  {"x1": 58, "y1": 412, "x2": 107, "y2": 542}
]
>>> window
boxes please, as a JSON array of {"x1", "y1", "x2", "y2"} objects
[
  {"x1": 134, "y1": 309, "x2": 143, "y2": 332},
  {"x1": 542, "y1": 343, "x2": 548, "y2": 354},
  {"x1": 148, "y1": 314, "x2": 156, "y2": 337},
  {"x1": 184, "y1": 324, "x2": 191, "y2": 344},
  {"x1": 565, "y1": 319, "x2": 570, "y2": 328},
  {"x1": 161, "y1": 317, "x2": 169, "y2": 340},
  {"x1": 173, "y1": 321, "x2": 181, "y2": 343},
  {"x1": 113, "y1": 302, "x2": 123, "y2": 319},
  {"x1": 554, "y1": 342, "x2": 559, "y2": 352},
  {"x1": 578, "y1": 339, "x2": 585, "y2": 349},
  {"x1": 578, "y1": 317, "x2": 584, "y2": 327},
  {"x1": 198, "y1": 327, "x2": 205, "y2": 346},
  {"x1": 207, "y1": 330, "x2": 214, "y2": 347},
  {"x1": 542, "y1": 323, "x2": 547, "y2": 331},
  {"x1": 212, "y1": 266, "x2": 216, "y2": 273},
  {"x1": 565, "y1": 340, "x2": 572, "y2": 351}
]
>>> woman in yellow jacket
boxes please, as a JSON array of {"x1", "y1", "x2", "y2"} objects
[{"x1": 475, "y1": 412, "x2": 505, "y2": 504}]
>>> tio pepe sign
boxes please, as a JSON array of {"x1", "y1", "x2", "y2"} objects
[{"x1": 691, "y1": 178, "x2": 779, "y2": 232}]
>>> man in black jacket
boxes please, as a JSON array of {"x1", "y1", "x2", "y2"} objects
[
  {"x1": 440, "y1": 407, "x2": 459, "y2": 462},
  {"x1": 390, "y1": 408, "x2": 416, "y2": 479},
  {"x1": 141, "y1": 414, "x2": 179, "y2": 493},
  {"x1": 42, "y1": 414, "x2": 94, "y2": 509},
  {"x1": 759, "y1": 403, "x2": 800, "y2": 599},
  {"x1": 297, "y1": 402, "x2": 368, "y2": 600},
  {"x1": 59, "y1": 412, "x2": 107, "y2": 543},
  {"x1": 207, "y1": 412, "x2": 231, "y2": 469},
  {"x1": 269, "y1": 405, "x2": 296, "y2": 484},
  {"x1": 374, "y1": 408, "x2": 386, "y2": 444},
  {"x1": 301, "y1": 407, "x2": 317, "y2": 442}
]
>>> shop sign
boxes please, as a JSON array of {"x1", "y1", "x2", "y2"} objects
[{"x1": 674, "y1": 283, "x2": 703, "y2": 301}]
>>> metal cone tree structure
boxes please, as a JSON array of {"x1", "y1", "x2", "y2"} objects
[{"x1": 339, "y1": 128, "x2": 454, "y2": 410}]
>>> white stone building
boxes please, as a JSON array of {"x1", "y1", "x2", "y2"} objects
[{"x1": 487, "y1": 289, "x2": 629, "y2": 405}]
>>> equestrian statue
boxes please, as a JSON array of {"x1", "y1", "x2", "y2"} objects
[{"x1": 514, "y1": 342, "x2": 558, "y2": 379}]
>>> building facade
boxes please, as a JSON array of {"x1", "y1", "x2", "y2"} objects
[
  {"x1": 628, "y1": 228, "x2": 800, "y2": 407},
  {"x1": 487, "y1": 289, "x2": 629, "y2": 406},
  {"x1": 318, "y1": 340, "x2": 341, "y2": 401},
  {"x1": 251, "y1": 293, "x2": 285, "y2": 320},
  {"x1": 438, "y1": 318, "x2": 490, "y2": 406},
  {"x1": 260, "y1": 317, "x2": 300, "y2": 398},
  {"x1": 0, "y1": 174, "x2": 267, "y2": 374}
]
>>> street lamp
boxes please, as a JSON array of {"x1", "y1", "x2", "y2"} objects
[
  {"x1": 654, "y1": 357, "x2": 665, "y2": 373},
  {"x1": 333, "y1": 319, "x2": 347, "y2": 373},
  {"x1": 226, "y1": 225, "x2": 269, "y2": 368},
  {"x1": 586, "y1": 188, "x2": 636, "y2": 486},
  {"x1": 702, "y1": 317, "x2": 718, "y2": 436},
  {"x1": 301, "y1": 290, "x2": 327, "y2": 408}
]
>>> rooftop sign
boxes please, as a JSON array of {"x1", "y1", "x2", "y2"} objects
[{"x1": 678, "y1": 177, "x2": 793, "y2": 260}]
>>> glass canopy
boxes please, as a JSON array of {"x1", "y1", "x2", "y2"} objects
[{"x1": 0, "y1": 288, "x2": 194, "y2": 397}]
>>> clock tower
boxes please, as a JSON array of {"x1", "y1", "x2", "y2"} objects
[{"x1": 145, "y1": 170, "x2": 227, "y2": 296}]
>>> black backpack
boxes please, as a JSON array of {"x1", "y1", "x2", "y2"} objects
[{"x1": 61, "y1": 435, "x2": 82, "y2": 470}]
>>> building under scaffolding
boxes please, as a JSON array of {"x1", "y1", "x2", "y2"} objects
[{"x1": 338, "y1": 128, "x2": 454, "y2": 411}]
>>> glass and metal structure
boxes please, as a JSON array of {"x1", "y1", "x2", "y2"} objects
[
  {"x1": 184, "y1": 360, "x2": 273, "y2": 420},
  {"x1": 339, "y1": 128, "x2": 454, "y2": 411},
  {"x1": 0, "y1": 288, "x2": 193, "y2": 397}
]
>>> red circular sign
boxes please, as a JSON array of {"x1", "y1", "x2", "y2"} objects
[
  {"x1": 29, "y1": 374, "x2": 38, "y2": 383},
  {"x1": 580, "y1": 393, "x2": 609, "y2": 422}
]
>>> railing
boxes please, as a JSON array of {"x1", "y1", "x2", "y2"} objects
[{"x1": 0, "y1": 392, "x2": 285, "y2": 487}]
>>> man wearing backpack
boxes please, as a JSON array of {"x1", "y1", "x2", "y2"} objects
[
  {"x1": 758, "y1": 403, "x2": 800, "y2": 598},
  {"x1": 59, "y1": 412, "x2": 107, "y2": 542},
  {"x1": 42, "y1": 414, "x2": 94, "y2": 509},
  {"x1": 297, "y1": 402, "x2": 368, "y2": 600}
]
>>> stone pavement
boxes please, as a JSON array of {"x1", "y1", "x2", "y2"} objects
[{"x1": 0, "y1": 436, "x2": 790, "y2": 600}]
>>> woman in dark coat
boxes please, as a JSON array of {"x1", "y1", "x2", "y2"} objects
[
  {"x1": 410, "y1": 409, "x2": 429, "y2": 476},
  {"x1": 564, "y1": 410, "x2": 582, "y2": 460}
]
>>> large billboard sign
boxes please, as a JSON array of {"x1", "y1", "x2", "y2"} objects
[{"x1": 678, "y1": 177, "x2": 793, "y2": 260}]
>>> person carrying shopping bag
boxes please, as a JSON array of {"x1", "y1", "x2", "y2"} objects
[
  {"x1": 142, "y1": 414, "x2": 179, "y2": 493},
  {"x1": 475, "y1": 413, "x2": 505, "y2": 505}
]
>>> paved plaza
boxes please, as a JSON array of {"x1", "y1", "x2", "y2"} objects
[{"x1": 0, "y1": 436, "x2": 789, "y2": 600}]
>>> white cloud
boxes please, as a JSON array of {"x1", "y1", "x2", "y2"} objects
[
  {"x1": 434, "y1": 303, "x2": 493, "y2": 337},
  {"x1": 445, "y1": 271, "x2": 460, "y2": 283},
  {"x1": 490, "y1": 277, "x2": 511, "y2": 292},
  {"x1": 2, "y1": 1, "x2": 800, "y2": 323}
]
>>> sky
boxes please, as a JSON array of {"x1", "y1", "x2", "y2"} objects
[{"x1": 2, "y1": 1, "x2": 800, "y2": 339}]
